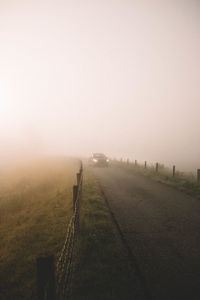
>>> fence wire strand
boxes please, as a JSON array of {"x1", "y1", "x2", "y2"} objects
[{"x1": 56, "y1": 165, "x2": 82, "y2": 300}]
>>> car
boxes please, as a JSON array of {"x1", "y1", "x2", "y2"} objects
[{"x1": 89, "y1": 153, "x2": 109, "y2": 167}]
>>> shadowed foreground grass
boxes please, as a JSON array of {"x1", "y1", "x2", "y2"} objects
[
  {"x1": 0, "y1": 157, "x2": 79, "y2": 300},
  {"x1": 72, "y1": 168, "x2": 136, "y2": 300}
]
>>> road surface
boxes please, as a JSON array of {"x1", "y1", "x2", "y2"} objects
[{"x1": 91, "y1": 165, "x2": 200, "y2": 300}]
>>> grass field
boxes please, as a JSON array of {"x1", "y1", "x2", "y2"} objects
[
  {"x1": 72, "y1": 168, "x2": 137, "y2": 300},
  {"x1": 112, "y1": 160, "x2": 200, "y2": 199},
  {"x1": 0, "y1": 156, "x2": 79, "y2": 300}
]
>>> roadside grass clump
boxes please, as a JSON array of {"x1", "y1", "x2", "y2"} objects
[
  {"x1": 72, "y1": 169, "x2": 135, "y2": 300},
  {"x1": 112, "y1": 160, "x2": 200, "y2": 199},
  {"x1": 0, "y1": 157, "x2": 79, "y2": 300}
]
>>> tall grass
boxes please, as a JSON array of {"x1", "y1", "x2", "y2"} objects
[{"x1": 0, "y1": 157, "x2": 79, "y2": 300}]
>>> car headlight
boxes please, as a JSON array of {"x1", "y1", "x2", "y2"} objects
[{"x1": 93, "y1": 159, "x2": 97, "y2": 162}]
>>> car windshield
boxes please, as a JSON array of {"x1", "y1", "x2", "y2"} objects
[{"x1": 93, "y1": 153, "x2": 106, "y2": 158}]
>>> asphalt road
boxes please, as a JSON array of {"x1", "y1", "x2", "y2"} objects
[{"x1": 91, "y1": 165, "x2": 200, "y2": 300}]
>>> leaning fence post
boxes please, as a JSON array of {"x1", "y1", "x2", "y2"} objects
[
  {"x1": 37, "y1": 255, "x2": 56, "y2": 300},
  {"x1": 197, "y1": 169, "x2": 200, "y2": 184},
  {"x1": 156, "y1": 162, "x2": 159, "y2": 172},
  {"x1": 73, "y1": 185, "x2": 78, "y2": 212},
  {"x1": 173, "y1": 165, "x2": 176, "y2": 177}
]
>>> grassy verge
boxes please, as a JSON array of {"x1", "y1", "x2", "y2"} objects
[
  {"x1": 72, "y1": 168, "x2": 136, "y2": 300},
  {"x1": 0, "y1": 157, "x2": 79, "y2": 300},
  {"x1": 112, "y1": 161, "x2": 200, "y2": 199}
]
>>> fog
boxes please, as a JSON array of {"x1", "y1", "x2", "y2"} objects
[{"x1": 0, "y1": 0, "x2": 200, "y2": 171}]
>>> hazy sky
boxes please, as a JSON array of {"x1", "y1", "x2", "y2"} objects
[{"x1": 0, "y1": 0, "x2": 200, "y2": 169}]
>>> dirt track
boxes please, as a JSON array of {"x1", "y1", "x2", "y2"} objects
[{"x1": 91, "y1": 165, "x2": 200, "y2": 300}]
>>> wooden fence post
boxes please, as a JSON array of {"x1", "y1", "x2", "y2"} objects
[
  {"x1": 135, "y1": 160, "x2": 137, "y2": 166},
  {"x1": 173, "y1": 165, "x2": 176, "y2": 177},
  {"x1": 77, "y1": 172, "x2": 81, "y2": 185},
  {"x1": 144, "y1": 161, "x2": 147, "y2": 169},
  {"x1": 37, "y1": 255, "x2": 56, "y2": 300},
  {"x1": 73, "y1": 185, "x2": 78, "y2": 212},
  {"x1": 80, "y1": 161, "x2": 83, "y2": 173},
  {"x1": 197, "y1": 169, "x2": 200, "y2": 184},
  {"x1": 156, "y1": 163, "x2": 158, "y2": 172}
]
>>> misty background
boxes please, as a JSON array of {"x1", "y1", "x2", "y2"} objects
[{"x1": 0, "y1": 0, "x2": 199, "y2": 171}]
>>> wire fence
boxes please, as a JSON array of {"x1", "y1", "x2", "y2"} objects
[
  {"x1": 37, "y1": 161, "x2": 83, "y2": 300},
  {"x1": 113, "y1": 158, "x2": 200, "y2": 184}
]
